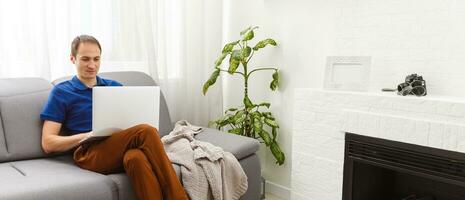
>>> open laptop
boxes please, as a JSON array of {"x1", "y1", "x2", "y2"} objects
[{"x1": 79, "y1": 86, "x2": 160, "y2": 144}]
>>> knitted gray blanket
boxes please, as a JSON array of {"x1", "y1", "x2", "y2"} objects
[{"x1": 161, "y1": 120, "x2": 248, "y2": 200}]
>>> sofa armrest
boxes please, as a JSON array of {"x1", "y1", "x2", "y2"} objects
[{"x1": 194, "y1": 128, "x2": 260, "y2": 160}]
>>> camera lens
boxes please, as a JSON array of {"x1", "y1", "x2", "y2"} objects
[
  {"x1": 398, "y1": 85, "x2": 413, "y2": 96},
  {"x1": 411, "y1": 86, "x2": 426, "y2": 96},
  {"x1": 397, "y1": 83, "x2": 409, "y2": 92}
]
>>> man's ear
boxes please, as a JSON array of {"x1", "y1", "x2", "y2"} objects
[{"x1": 70, "y1": 54, "x2": 76, "y2": 64}]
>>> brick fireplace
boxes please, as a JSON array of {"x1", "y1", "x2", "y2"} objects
[
  {"x1": 291, "y1": 89, "x2": 465, "y2": 200},
  {"x1": 343, "y1": 132, "x2": 465, "y2": 200}
]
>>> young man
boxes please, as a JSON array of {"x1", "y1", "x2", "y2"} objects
[{"x1": 40, "y1": 35, "x2": 188, "y2": 200}]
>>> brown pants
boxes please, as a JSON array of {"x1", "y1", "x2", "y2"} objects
[{"x1": 73, "y1": 124, "x2": 188, "y2": 200}]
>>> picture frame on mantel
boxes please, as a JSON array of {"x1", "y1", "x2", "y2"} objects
[{"x1": 323, "y1": 56, "x2": 371, "y2": 92}]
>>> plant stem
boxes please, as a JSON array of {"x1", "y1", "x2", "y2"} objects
[
  {"x1": 218, "y1": 69, "x2": 244, "y2": 76},
  {"x1": 244, "y1": 64, "x2": 248, "y2": 97},
  {"x1": 248, "y1": 67, "x2": 276, "y2": 77},
  {"x1": 246, "y1": 50, "x2": 254, "y2": 63},
  {"x1": 243, "y1": 53, "x2": 251, "y2": 137}
]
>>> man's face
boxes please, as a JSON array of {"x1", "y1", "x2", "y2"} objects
[{"x1": 70, "y1": 42, "x2": 101, "y2": 80}]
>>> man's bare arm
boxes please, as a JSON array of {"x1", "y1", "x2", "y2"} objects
[{"x1": 41, "y1": 120, "x2": 91, "y2": 154}]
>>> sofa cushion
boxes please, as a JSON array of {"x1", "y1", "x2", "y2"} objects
[
  {"x1": 0, "y1": 115, "x2": 7, "y2": 162},
  {"x1": 107, "y1": 164, "x2": 181, "y2": 200},
  {"x1": 195, "y1": 128, "x2": 260, "y2": 160},
  {"x1": 0, "y1": 155, "x2": 117, "y2": 200},
  {"x1": 0, "y1": 78, "x2": 51, "y2": 97},
  {"x1": 0, "y1": 78, "x2": 52, "y2": 162}
]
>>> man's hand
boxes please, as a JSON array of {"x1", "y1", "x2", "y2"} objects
[
  {"x1": 42, "y1": 120, "x2": 95, "y2": 154},
  {"x1": 78, "y1": 131, "x2": 94, "y2": 144}
]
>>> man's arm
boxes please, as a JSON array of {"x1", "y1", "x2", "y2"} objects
[{"x1": 41, "y1": 120, "x2": 91, "y2": 154}]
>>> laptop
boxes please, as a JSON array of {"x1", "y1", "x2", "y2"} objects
[{"x1": 79, "y1": 86, "x2": 160, "y2": 144}]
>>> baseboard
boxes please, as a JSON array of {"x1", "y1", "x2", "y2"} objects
[{"x1": 265, "y1": 180, "x2": 291, "y2": 200}]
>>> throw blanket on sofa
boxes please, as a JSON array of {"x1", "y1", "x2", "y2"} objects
[{"x1": 161, "y1": 120, "x2": 248, "y2": 200}]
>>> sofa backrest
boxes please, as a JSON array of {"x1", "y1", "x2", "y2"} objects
[
  {"x1": 52, "y1": 71, "x2": 174, "y2": 136},
  {"x1": 0, "y1": 78, "x2": 52, "y2": 163},
  {"x1": 0, "y1": 71, "x2": 173, "y2": 163}
]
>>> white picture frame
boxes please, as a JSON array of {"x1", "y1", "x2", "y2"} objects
[{"x1": 324, "y1": 56, "x2": 371, "y2": 91}]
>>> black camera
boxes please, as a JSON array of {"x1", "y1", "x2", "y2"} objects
[{"x1": 397, "y1": 74, "x2": 427, "y2": 96}]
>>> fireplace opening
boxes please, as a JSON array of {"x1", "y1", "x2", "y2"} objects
[{"x1": 343, "y1": 133, "x2": 465, "y2": 200}]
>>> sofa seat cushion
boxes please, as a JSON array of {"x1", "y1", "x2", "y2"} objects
[
  {"x1": 0, "y1": 156, "x2": 117, "y2": 200},
  {"x1": 107, "y1": 164, "x2": 181, "y2": 200},
  {"x1": 194, "y1": 128, "x2": 260, "y2": 160}
]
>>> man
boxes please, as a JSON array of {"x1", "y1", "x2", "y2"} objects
[{"x1": 40, "y1": 35, "x2": 188, "y2": 200}]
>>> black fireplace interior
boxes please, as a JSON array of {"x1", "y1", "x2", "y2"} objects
[{"x1": 343, "y1": 133, "x2": 465, "y2": 200}]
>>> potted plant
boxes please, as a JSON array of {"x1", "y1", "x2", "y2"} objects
[{"x1": 202, "y1": 26, "x2": 285, "y2": 165}]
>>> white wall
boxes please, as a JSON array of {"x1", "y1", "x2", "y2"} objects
[
  {"x1": 335, "y1": 0, "x2": 465, "y2": 96},
  {"x1": 223, "y1": 0, "x2": 465, "y2": 197},
  {"x1": 222, "y1": 0, "x2": 338, "y2": 195}
]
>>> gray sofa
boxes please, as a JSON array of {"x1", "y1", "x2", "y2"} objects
[{"x1": 0, "y1": 71, "x2": 261, "y2": 200}]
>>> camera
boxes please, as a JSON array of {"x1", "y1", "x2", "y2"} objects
[{"x1": 397, "y1": 74, "x2": 427, "y2": 96}]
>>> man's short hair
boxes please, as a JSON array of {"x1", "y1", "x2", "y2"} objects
[{"x1": 71, "y1": 35, "x2": 102, "y2": 57}]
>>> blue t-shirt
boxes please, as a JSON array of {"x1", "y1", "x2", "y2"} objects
[{"x1": 40, "y1": 76, "x2": 122, "y2": 135}]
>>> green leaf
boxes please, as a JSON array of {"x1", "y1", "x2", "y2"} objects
[
  {"x1": 240, "y1": 26, "x2": 258, "y2": 36},
  {"x1": 240, "y1": 26, "x2": 253, "y2": 36},
  {"x1": 270, "y1": 81, "x2": 277, "y2": 91},
  {"x1": 203, "y1": 69, "x2": 220, "y2": 95},
  {"x1": 215, "y1": 52, "x2": 229, "y2": 67},
  {"x1": 253, "y1": 117, "x2": 263, "y2": 133},
  {"x1": 258, "y1": 102, "x2": 270, "y2": 108},
  {"x1": 208, "y1": 120, "x2": 217, "y2": 128},
  {"x1": 243, "y1": 96, "x2": 254, "y2": 109},
  {"x1": 241, "y1": 26, "x2": 258, "y2": 41},
  {"x1": 227, "y1": 49, "x2": 242, "y2": 74},
  {"x1": 228, "y1": 128, "x2": 243, "y2": 135},
  {"x1": 262, "y1": 112, "x2": 275, "y2": 120},
  {"x1": 235, "y1": 114, "x2": 246, "y2": 124},
  {"x1": 228, "y1": 58, "x2": 240, "y2": 74},
  {"x1": 272, "y1": 70, "x2": 279, "y2": 79},
  {"x1": 233, "y1": 110, "x2": 246, "y2": 124},
  {"x1": 272, "y1": 127, "x2": 277, "y2": 140},
  {"x1": 250, "y1": 111, "x2": 262, "y2": 119},
  {"x1": 216, "y1": 115, "x2": 231, "y2": 127},
  {"x1": 231, "y1": 50, "x2": 242, "y2": 60},
  {"x1": 211, "y1": 70, "x2": 221, "y2": 84},
  {"x1": 243, "y1": 29, "x2": 255, "y2": 41},
  {"x1": 259, "y1": 129, "x2": 272, "y2": 146},
  {"x1": 270, "y1": 70, "x2": 279, "y2": 91},
  {"x1": 262, "y1": 112, "x2": 271, "y2": 116},
  {"x1": 270, "y1": 142, "x2": 285, "y2": 165},
  {"x1": 225, "y1": 107, "x2": 239, "y2": 115},
  {"x1": 222, "y1": 40, "x2": 240, "y2": 53},
  {"x1": 241, "y1": 46, "x2": 252, "y2": 58},
  {"x1": 253, "y1": 38, "x2": 277, "y2": 51},
  {"x1": 265, "y1": 118, "x2": 279, "y2": 128},
  {"x1": 202, "y1": 82, "x2": 211, "y2": 95}
]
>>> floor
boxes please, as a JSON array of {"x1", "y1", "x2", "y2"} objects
[{"x1": 265, "y1": 193, "x2": 286, "y2": 200}]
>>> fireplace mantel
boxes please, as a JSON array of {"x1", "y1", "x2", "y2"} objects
[{"x1": 291, "y1": 89, "x2": 465, "y2": 200}]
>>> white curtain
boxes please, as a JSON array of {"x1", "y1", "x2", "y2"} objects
[
  {"x1": 151, "y1": 0, "x2": 224, "y2": 125},
  {"x1": 0, "y1": 0, "x2": 224, "y2": 126}
]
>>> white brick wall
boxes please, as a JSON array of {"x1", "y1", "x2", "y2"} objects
[
  {"x1": 291, "y1": 89, "x2": 465, "y2": 200},
  {"x1": 334, "y1": 0, "x2": 465, "y2": 97}
]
